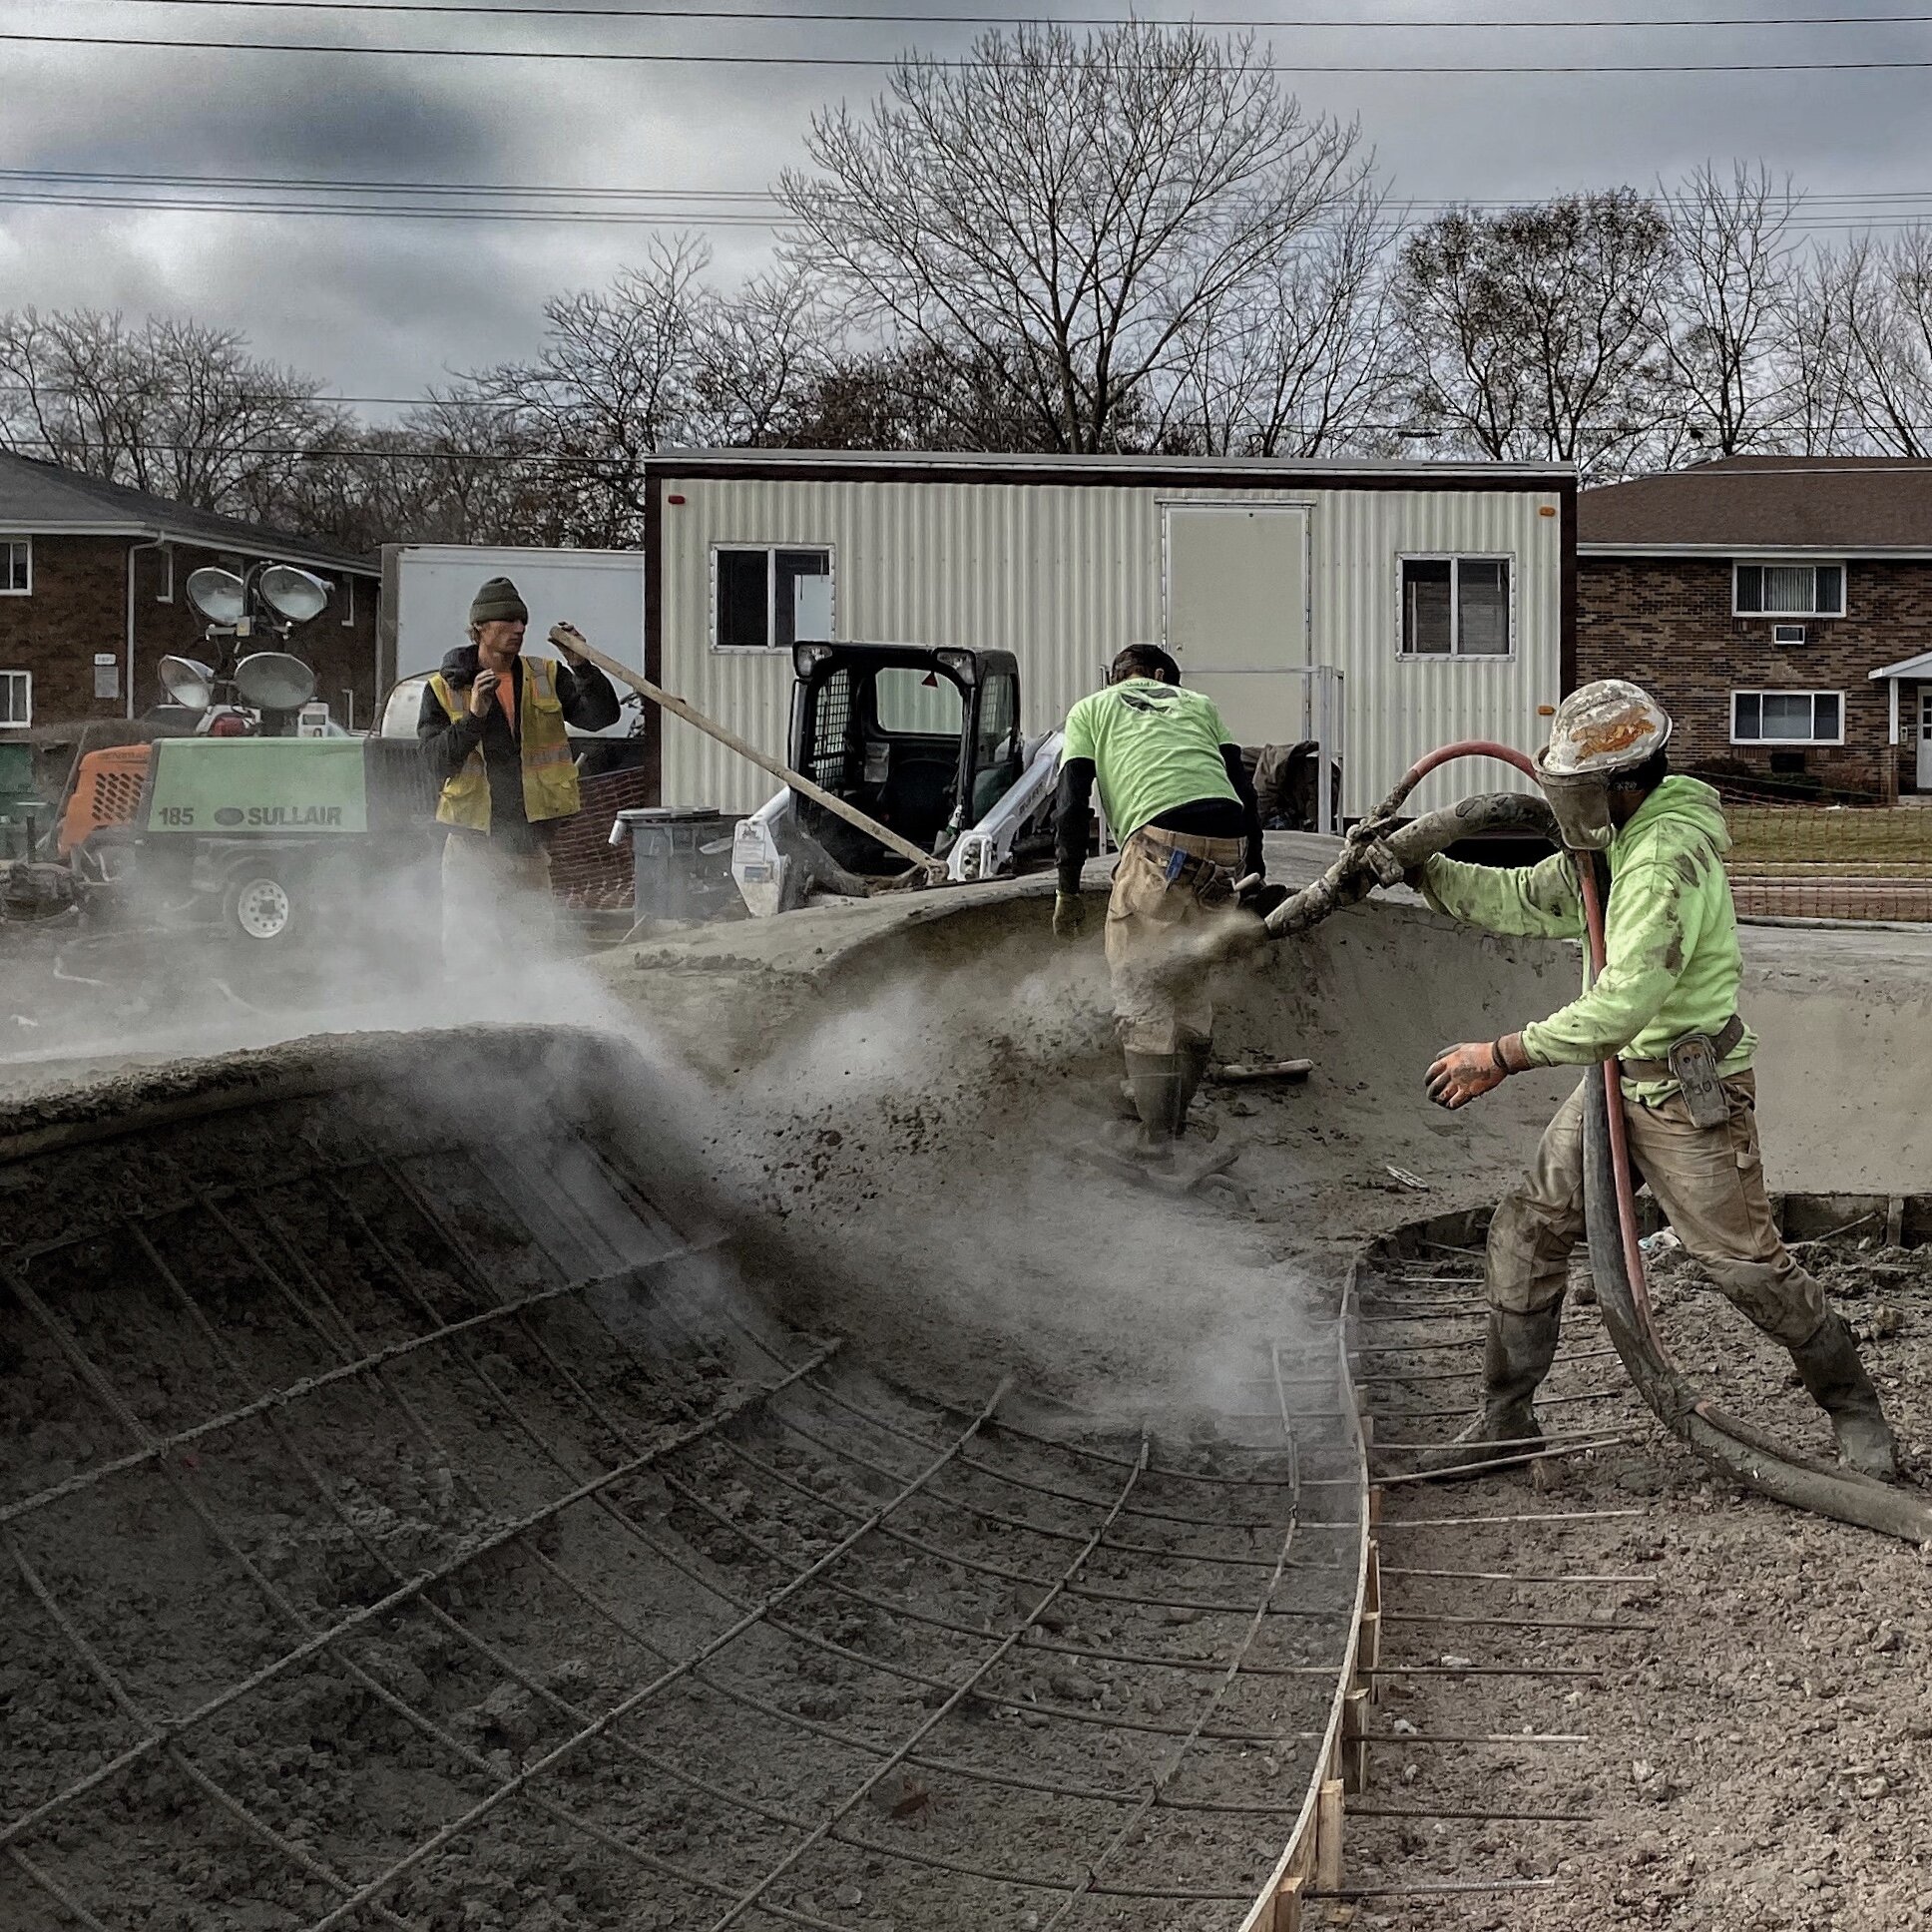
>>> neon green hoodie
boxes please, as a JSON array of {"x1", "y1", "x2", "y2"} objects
[{"x1": 1418, "y1": 775, "x2": 1754, "y2": 1101}]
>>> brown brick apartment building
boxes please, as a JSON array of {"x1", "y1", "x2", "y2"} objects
[
  {"x1": 1579, "y1": 456, "x2": 1932, "y2": 801},
  {"x1": 0, "y1": 451, "x2": 381, "y2": 748}
]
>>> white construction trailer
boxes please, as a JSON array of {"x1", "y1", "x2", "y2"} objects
[
  {"x1": 378, "y1": 544, "x2": 647, "y2": 737},
  {"x1": 639, "y1": 450, "x2": 1576, "y2": 823}
]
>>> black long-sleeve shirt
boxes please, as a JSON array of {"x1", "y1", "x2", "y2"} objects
[
  {"x1": 418, "y1": 646, "x2": 621, "y2": 851},
  {"x1": 1055, "y1": 744, "x2": 1263, "y2": 897}
]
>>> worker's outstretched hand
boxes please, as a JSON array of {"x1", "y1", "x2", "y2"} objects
[
  {"x1": 549, "y1": 621, "x2": 588, "y2": 666},
  {"x1": 1052, "y1": 891, "x2": 1087, "y2": 941},
  {"x1": 1426, "y1": 1041, "x2": 1508, "y2": 1110}
]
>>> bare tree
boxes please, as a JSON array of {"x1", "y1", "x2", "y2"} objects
[
  {"x1": 1396, "y1": 191, "x2": 1676, "y2": 480},
  {"x1": 1655, "y1": 163, "x2": 1801, "y2": 457},
  {"x1": 461, "y1": 235, "x2": 716, "y2": 544},
  {"x1": 0, "y1": 307, "x2": 347, "y2": 516},
  {"x1": 778, "y1": 21, "x2": 1371, "y2": 454},
  {"x1": 1158, "y1": 185, "x2": 1403, "y2": 456},
  {"x1": 1815, "y1": 230, "x2": 1932, "y2": 456}
]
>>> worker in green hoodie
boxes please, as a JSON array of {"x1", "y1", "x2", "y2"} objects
[{"x1": 1405, "y1": 680, "x2": 1898, "y2": 1480}]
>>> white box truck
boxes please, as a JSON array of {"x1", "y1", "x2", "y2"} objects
[{"x1": 378, "y1": 545, "x2": 647, "y2": 738}]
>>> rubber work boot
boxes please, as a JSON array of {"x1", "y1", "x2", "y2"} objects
[
  {"x1": 1408, "y1": 1304, "x2": 1563, "y2": 1481},
  {"x1": 1175, "y1": 1034, "x2": 1214, "y2": 1131},
  {"x1": 1788, "y1": 1312, "x2": 1899, "y2": 1480},
  {"x1": 1119, "y1": 1051, "x2": 1187, "y2": 1171}
]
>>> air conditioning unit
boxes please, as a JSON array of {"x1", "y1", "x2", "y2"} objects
[{"x1": 1772, "y1": 622, "x2": 1808, "y2": 646}]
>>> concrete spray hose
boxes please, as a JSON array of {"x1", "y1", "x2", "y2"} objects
[{"x1": 1260, "y1": 739, "x2": 1932, "y2": 1544}]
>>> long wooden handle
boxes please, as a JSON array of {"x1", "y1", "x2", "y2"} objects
[{"x1": 562, "y1": 636, "x2": 940, "y2": 871}]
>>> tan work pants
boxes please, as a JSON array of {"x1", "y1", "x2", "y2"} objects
[
  {"x1": 1104, "y1": 828, "x2": 1245, "y2": 1056},
  {"x1": 1487, "y1": 1071, "x2": 1826, "y2": 1347},
  {"x1": 440, "y1": 832, "x2": 556, "y2": 966}
]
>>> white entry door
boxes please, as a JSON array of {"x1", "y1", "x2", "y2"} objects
[
  {"x1": 1162, "y1": 503, "x2": 1310, "y2": 745},
  {"x1": 1920, "y1": 689, "x2": 1932, "y2": 790}
]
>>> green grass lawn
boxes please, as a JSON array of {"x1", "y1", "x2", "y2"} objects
[{"x1": 1724, "y1": 805, "x2": 1932, "y2": 875}]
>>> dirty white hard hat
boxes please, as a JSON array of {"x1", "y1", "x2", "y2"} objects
[{"x1": 1539, "y1": 679, "x2": 1673, "y2": 780}]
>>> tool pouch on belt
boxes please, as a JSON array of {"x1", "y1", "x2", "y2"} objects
[
  {"x1": 1668, "y1": 1033, "x2": 1730, "y2": 1128},
  {"x1": 1161, "y1": 843, "x2": 1234, "y2": 907}
]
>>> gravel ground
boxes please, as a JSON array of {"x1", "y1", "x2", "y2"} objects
[{"x1": 1324, "y1": 1230, "x2": 1932, "y2": 1932}]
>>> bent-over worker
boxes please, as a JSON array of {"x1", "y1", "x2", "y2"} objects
[
  {"x1": 1403, "y1": 679, "x2": 1898, "y2": 1480},
  {"x1": 419, "y1": 575, "x2": 620, "y2": 956},
  {"x1": 1053, "y1": 644, "x2": 1266, "y2": 1168}
]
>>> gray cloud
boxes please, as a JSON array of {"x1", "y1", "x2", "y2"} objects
[{"x1": 3, "y1": 4, "x2": 1932, "y2": 403}]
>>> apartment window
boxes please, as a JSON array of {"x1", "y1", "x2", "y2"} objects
[
  {"x1": 0, "y1": 538, "x2": 29, "y2": 595},
  {"x1": 713, "y1": 546, "x2": 832, "y2": 651},
  {"x1": 1400, "y1": 556, "x2": 1512, "y2": 658},
  {"x1": 1734, "y1": 562, "x2": 1844, "y2": 618},
  {"x1": 1731, "y1": 690, "x2": 1843, "y2": 745},
  {"x1": 0, "y1": 671, "x2": 30, "y2": 725}
]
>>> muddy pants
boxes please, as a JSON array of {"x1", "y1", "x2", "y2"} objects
[
  {"x1": 1104, "y1": 828, "x2": 1245, "y2": 1056},
  {"x1": 440, "y1": 832, "x2": 556, "y2": 966},
  {"x1": 1487, "y1": 1071, "x2": 1826, "y2": 1347}
]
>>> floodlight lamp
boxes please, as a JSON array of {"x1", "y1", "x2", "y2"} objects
[
  {"x1": 186, "y1": 567, "x2": 246, "y2": 626},
  {"x1": 259, "y1": 565, "x2": 330, "y2": 625},
  {"x1": 158, "y1": 654, "x2": 214, "y2": 711},
  {"x1": 234, "y1": 651, "x2": 318, "y2": 713}
]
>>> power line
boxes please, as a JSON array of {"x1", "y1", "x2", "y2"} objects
[
  {"x1": 22, "y1": 163, "x2": 1932, "y2": 215},
  {"x1": 14, "y1": 25, "x2": 1932, "y2": 70},
  {"x1": 73, "y1": 0, "x2": 1932, "y2": 27}
]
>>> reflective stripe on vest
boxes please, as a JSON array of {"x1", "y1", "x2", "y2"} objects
[{"x1": 428, "y1": 656, "x2": 581, "y2": 831}]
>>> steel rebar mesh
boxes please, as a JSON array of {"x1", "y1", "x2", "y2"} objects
[{"x1": 0, "y1": 1072, "x2": 1360, "y2": 1931}]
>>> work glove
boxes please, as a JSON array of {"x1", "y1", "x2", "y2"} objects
[
  {"x1": 548, "y1": 621, "x2": 589, "y2": 666},
  {"x1": 1236, "y1": 876, "x2": 1290, "y2": 919},
  {"x1": 1052, "y1": 891, "x2": 1087, "y2": 941},
  {"x1": 1426, "y1": 1035, "x2": 1529, "y2": 1111}
]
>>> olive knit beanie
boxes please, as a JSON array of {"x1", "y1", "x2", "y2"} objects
[{"x1": 469, "y1": 577, "x2": 528, "y2": 626}]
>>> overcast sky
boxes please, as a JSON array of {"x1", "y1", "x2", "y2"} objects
[{"x1": 5, "y1": 0, "x2": 1932, "y2": 412}]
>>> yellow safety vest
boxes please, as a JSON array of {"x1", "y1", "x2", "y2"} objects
[{"x1": 428, "y1": 656, "x2": 581, "y2": 831}]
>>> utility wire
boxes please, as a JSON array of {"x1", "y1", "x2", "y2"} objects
[
  {"x1": 15, "y1": 26, "x2": 1932, "y2": 69},
  {"x1": 70, "y1": 0, "x2": 1932, "y2": 26},
  {"x1": 2, "y1": 185, "x2": 1931, "y2": 231},
  {"x1": 21, "y1": 164, "x2": 1932, "y2": 218}
]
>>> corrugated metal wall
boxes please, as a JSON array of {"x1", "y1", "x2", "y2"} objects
[{"x1": 658, "y1": 476, "x2": 1564, "y2": 818}]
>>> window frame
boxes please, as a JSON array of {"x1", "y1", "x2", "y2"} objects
[
  {"x1": 0, "y1": 669, "x2": 32, "y2": 726},
  {"x1": 1732, "y1": 559, "x2": 1846, "y2": 620},
  {"x1": 0, "y1": 537, "x2": 31, "y2": 597},
  {"x1": 1729, "y1": 688, "x2": 1846, "y2": 747},
  {"x1": 1396, "y1": 552, "x2": 1517, "y2": 662},
  {"x1": 709, "y1": 542, "x2": 835, "y2": 655}
]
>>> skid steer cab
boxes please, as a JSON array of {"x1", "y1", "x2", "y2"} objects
[{"x1": 732, "y1": 643, "x2": 1063, "y2": 917}]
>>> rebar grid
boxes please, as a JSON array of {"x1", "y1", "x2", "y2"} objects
[{"x1": 0, "y1": 1092, "x2": 1361, "y2": 1932}]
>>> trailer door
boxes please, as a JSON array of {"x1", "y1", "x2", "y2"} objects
[{"x1": 1162, "y1": 503, "x2": 1310, "y2": 747}]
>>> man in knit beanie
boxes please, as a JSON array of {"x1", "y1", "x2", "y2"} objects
[{"x1": 418, "y1": 575, "x2": 620, "y2": 956}]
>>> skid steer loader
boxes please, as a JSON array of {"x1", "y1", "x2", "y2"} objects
[{"x1": 731, "y1": 643, "x2": 1065, "y2": 916}]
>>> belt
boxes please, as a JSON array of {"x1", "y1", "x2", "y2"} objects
[
  {"x1": 1133, "y1": 826, "x2": 1240, "y2": 896},
  {"x1": 1618, "y1": 1013, "x2": 1745, "y2": 1081}
]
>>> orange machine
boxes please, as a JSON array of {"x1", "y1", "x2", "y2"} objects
[{"x1": 58, "y1": 742, "x2": 153, "y2": 859}]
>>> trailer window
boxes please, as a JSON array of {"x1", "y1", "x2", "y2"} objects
[
  {"x1": 1400, "y1": 556, "x2": 1513, "y2": 658},
  {"x1": 873, "y1": 668, "x2": 964, "y2": 736},
  {"x1": 713, "y1": 545, "x2": 832, "y2": 651}
]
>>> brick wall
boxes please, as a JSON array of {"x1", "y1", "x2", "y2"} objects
[
  {"x1": 1577, "y1": 555, "x2": 1932, "y2": 800},
  {"x1": 0, "y1": 536, "x2": 380, "y2": 745}
]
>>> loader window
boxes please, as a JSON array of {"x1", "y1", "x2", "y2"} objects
[
  {"x1": 806, "y1": 667, "x2": 862, "y2": 790},
  {"x1": 976, "y1": 673, "x2": 1017, "y2": 764},
  {"x1": 872, "y1": 668, "x2": 964, "y2": 736}
]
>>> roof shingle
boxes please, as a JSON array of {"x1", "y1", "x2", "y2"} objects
[
  {"x1": 1580, "y1": 454, "x2": 1932, "y2": 553},
  {"x1": 0, "y1": 449, "x2": 377, "y2": 575}
]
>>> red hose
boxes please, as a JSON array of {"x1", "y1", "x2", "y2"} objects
[{"x1": 1394, "y1": 740, "x2": 1662, "y2": 1344}]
